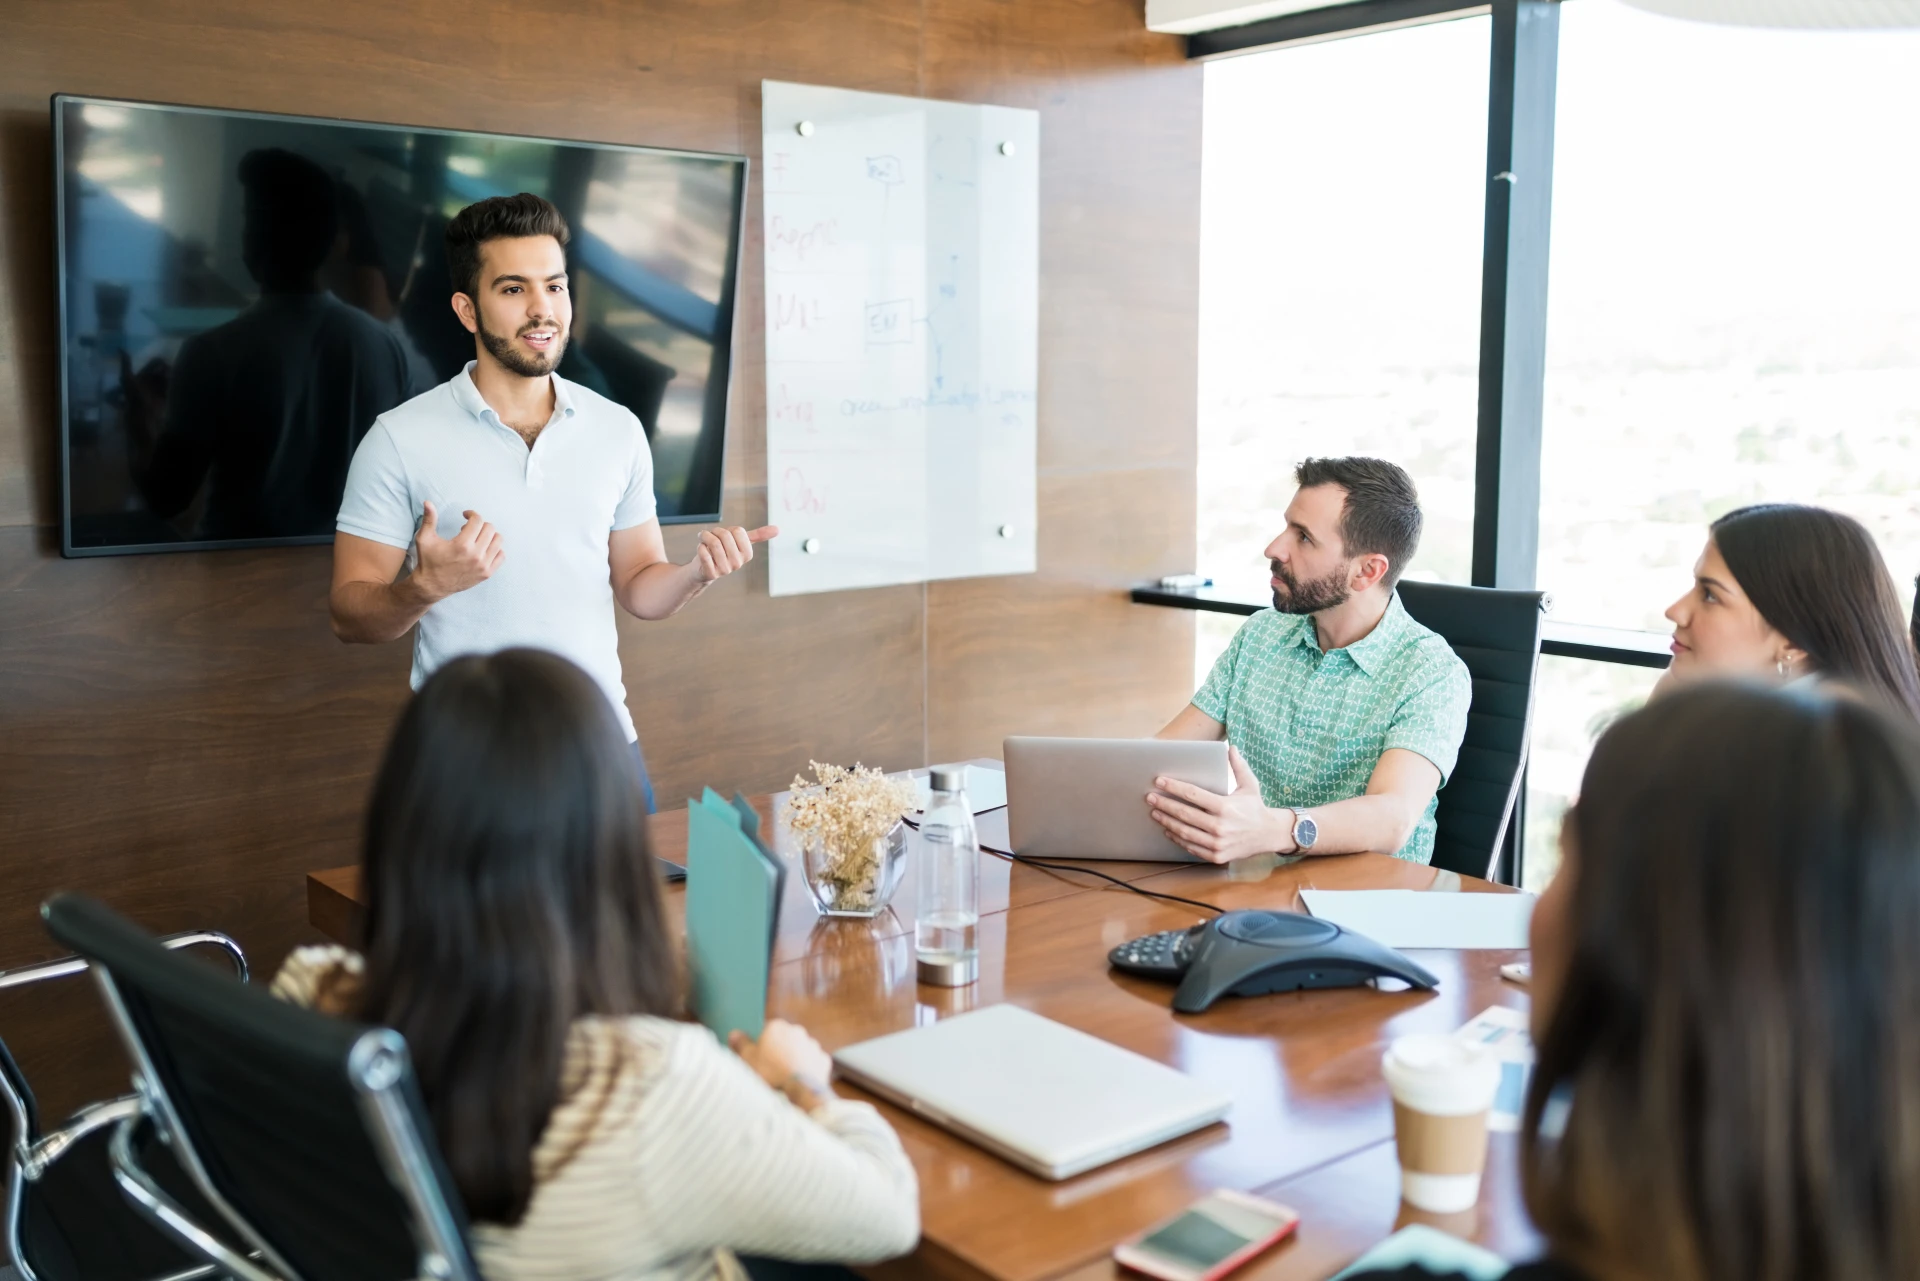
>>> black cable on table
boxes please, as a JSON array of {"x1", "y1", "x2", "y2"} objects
[{"x1": 903, "y1": 811, "x2": 1225, "y2": 917}]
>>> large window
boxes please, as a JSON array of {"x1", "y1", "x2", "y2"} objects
[
  {"x1": 1521, "y1": 3, "x2": 1920, "y2": 885},
  {"x1": 1539, "y1": 2, "x2": 1920, "y2": 632},
  {"x1": 1196, "y1": 17, "x2": 1489, "y2": 682},
  {"x1": 1192, "y1": 1, "x2": 1920, "y2": 886}
]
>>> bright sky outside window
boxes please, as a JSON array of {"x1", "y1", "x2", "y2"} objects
[
  {"x1": 1540, "y1": 0, "x2": 1920, "y2": 633},
  {"x1": 1525, "y1": 2, "x2": 1920, "y2": 886},
  {"x1": 1196, "y1": 16, "x2": 1490, "y2": 683}
]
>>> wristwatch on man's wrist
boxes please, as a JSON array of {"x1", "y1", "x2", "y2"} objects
[{"x1": 1289, "y1": 808, "x2": 1318, "y2": 852}]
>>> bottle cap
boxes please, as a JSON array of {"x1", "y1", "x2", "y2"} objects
[{"x1": 929, "y1": 766, "x2": 966, "y2": 794}]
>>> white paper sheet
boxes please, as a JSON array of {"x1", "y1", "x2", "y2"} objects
[{"x1": 1298, "y1": 888, "x2": 1534, "y2": 950}]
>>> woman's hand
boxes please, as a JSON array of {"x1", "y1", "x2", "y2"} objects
[{"x1": 730, "y1": 1019, "x2": 836, "y2": 1110}]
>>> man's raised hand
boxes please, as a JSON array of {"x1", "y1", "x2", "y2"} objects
[
  {"x1": 1145, "y1": 745, "x2": 1287, "y2": 863},
  {"x1": 413, "y1": 501, "x2": 504, "y2": 601},
  {"x1": 692, "y1": 525, "x2": 779, "y2": 584}
]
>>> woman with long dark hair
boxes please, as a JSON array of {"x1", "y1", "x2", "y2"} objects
[
  {"x1": 1349, "y1": 681, "x2": 1920, "y2": 1281},
  {"x1": 271, "y1": 648, "x2": 918, "y2": 1280},
  {"x1": 1657, "y1": 503, "x2": 1920, "y2": 716}
]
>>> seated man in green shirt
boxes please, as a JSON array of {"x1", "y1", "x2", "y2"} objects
[{"x1": 1152, "y1": 456, "x2": 1471, "y2": 864}]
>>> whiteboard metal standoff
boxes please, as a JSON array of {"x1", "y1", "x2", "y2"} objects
[
  {"x1": 796, "y1": 120, "x2": 815, "y2": 137},
  {"x1": 802, "y1": 537, "x2": 822, "y2": 554},
  {"x1": 998, "y1": 140, "x2": 1015, "y2": 156},
  {"x1": 997, "y1": 524, "x2": 1015, "y2": 538}
]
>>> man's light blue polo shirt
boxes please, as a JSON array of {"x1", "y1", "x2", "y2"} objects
[
  {"x1": 336, "y1": 364, "x2": 655, "y2": 740},
  {"x1": 1192, "y1": 593, "x2": 1472, "y2": 864}
]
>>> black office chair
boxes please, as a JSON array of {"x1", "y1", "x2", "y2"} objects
[
  {"x1": 1396, "y1": 581, "x2": 1546, "y2": 881},
  {"x1": 39, "y1": 894, "x2": 481, "y2": 1281},
  {"x1": 0, "y1": 932, "x2": 248, "y2": 1281}
]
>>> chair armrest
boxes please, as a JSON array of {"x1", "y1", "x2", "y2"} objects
[
  {"x1": 0, "y1": 931, "x2": 248, "y2": 994},
  {"x1": 19, "y1": 1095, "x2": 140, "y2": 1180},
  {"x1": 153, "y1": 932, "x2": 249, "y2": 984}
]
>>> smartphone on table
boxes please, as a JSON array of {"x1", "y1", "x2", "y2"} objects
[{"x1": 1114, "y1": 1189, "x2": 1300, "y2": 1281}]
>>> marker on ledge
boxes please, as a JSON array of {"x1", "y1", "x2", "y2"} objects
[{"x1": 1157, "y1": 573, "x2": 1213, "y2": 590}]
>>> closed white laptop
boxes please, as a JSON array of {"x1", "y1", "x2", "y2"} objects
[
  {"x1": 832, "y1": 1004, "x2": 1232, "y2": 1180},
  {"x1": 1004, "y1": 736, "x2": 1231, "y2": 861}
]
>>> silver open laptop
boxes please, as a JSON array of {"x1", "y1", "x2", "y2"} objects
[
  {"x1": 833, "y1": 1004, "x2": 1231, "y2": 1180},
  {"x1": 1004, "y1": 736, "x2": 1231, "y2": 861}
]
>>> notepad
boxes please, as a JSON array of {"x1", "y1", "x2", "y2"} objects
[
  {"x1": 1299, "y1": 889, "x2": 1534, "y2": 950},
  {"x1": 1332, "y1": 1225, "x2": 1508, "y2": 1280},
  {"x1": 685, "y1": 789, "x2": 785, "y2": 1042}
]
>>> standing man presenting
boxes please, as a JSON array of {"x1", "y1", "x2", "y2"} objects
[
  {"x1": 330, "y1": 194, "x2": 770, "y2": 809},
  {"x1": 1150, "y1": 457, "x2": 1469, "y2": 864}
]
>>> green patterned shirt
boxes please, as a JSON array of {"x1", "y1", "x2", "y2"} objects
[{"x1": 1192, "y1": 592, "x2": 1472, "y2": 864}]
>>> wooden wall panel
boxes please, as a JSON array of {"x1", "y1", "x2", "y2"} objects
[
  {"x1": 927, "y1": 468, "x2": 1197, "y2": 761},
  {"x1": 0, "y1": 0, "x2": 1198, "y2": 1121}
]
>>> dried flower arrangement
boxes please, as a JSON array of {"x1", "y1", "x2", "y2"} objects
[{"x1": 784, "y1": 761, "x2": 917, "y2": 911}]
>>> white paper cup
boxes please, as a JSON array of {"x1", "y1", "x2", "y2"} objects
[{"x1": 1382, "y1": 1033, "x2": 1501, "y2": 1213}]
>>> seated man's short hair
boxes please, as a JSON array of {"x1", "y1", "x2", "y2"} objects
[{"x1": 1294, "y1": 456, "x2": 1423, "y2": 588}]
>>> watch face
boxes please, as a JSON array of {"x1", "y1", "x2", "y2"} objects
[{"x1": 1295, "y1": 815, "x2": 1318, "y2": 848}]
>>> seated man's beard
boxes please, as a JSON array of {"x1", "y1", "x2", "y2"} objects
[
  {"x1": 478, "y1": 315, "x2": 567, "y2": 377},
  {"x1": 1271, "y1": 559, "x2": 1351, "y2": 614}
]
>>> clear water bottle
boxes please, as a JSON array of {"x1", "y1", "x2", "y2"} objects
[{"x1": 916, "y1": 766, "x2": 979, "y2": 986}]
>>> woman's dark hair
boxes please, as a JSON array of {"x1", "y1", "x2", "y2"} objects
[
  {"x1": 1524, "y1": 682, "x2": 1920, "y2": 1281},
  {"x1": 1710, "y1": 503, "x2": 1920, "y2": 717},
  {"x1": 351, "y1": 648, "x2": 678, "y2": 1225},
  {"x1": 444, "y1": 192, "x2": 571, "y2": 301}
]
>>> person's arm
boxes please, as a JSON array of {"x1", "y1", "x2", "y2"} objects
[
  {"x1": 329, "y1": 504, "x2": 502, "y2": 643},
  {"x1": 638, "y1": 1020, "x2": 919, "y2": 1264},
  {"x1": 1147, "y1": 745, "x2": 1441, "y2": 862},
  {"x1": 1156, "y1": 704, "x2": 1226, "y2": 740},
  {"x1": 1149, "y1": 651, "x2": 1471, "y2": 862},
  {"x1": 608, "y1": 519, "x2": 779, "y2": 621}
]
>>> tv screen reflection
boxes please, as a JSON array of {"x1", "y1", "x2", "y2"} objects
[{"x1": 56, "y1": 96, "x2": 746, "y2": 555}]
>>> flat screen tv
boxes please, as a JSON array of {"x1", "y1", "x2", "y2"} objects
[{"x1": 53, "y1": 94, "x2": 747, "y2": 556}]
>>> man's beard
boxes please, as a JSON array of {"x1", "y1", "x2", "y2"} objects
[
  {"x1": 477, "y1": 314, "x2": 567, "y2": 378},
  {"x1": 1271, "y1": 558, "x2": 1351, "y2": 615}
]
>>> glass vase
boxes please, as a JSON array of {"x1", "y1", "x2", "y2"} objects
[{"x1": 801, "y1": 821, "x2": 908, "y2": 918}]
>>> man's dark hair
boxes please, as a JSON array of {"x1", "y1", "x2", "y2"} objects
[
  {"x1": 1293, "y1": 456, "x2": 1423, "y2": 588},
  {"x1": 236, "y1": 148, "x2": 338, "y2": 291},
  {"x1": 444, "y1": 193, "x2": 571, "y2": 301}
]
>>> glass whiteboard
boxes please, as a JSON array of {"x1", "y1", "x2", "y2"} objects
[{"x1": 762, "y1": 80, "x2": 1039, "y2": 596}]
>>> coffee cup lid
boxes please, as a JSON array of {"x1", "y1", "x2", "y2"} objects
[{"x1": 1382, "y1": 1033, "x2": 1501, "y2": 1116}]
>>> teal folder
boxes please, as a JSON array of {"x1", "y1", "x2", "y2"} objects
[
  {"x1": 685, "y1": 789, "x2": 785, "y2": 1042},
  {"x1": 1331, "y1": 1226, "x2": 1507, "y2": 1280}
]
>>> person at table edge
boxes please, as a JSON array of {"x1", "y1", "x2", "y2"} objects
[
  {"x1": 326, "y1": 193, "x2": 774, "y2": 810},
  {"x1": 1153, "y1": 456, "x2": 1471, "y2": 865}
]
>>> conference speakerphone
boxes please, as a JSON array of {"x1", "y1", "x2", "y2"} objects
[{"x1": 1109, "y1": 910, "x2": 1439, "y2": 1013}]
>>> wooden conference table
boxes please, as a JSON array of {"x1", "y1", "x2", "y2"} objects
[{"x1": 308, "y1": 767, "x2": 1538, "y2": 1281}]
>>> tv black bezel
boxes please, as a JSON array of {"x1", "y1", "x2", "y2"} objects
[{"x1": 52, "y1": 92, "x2": 750, "y2": 558}]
